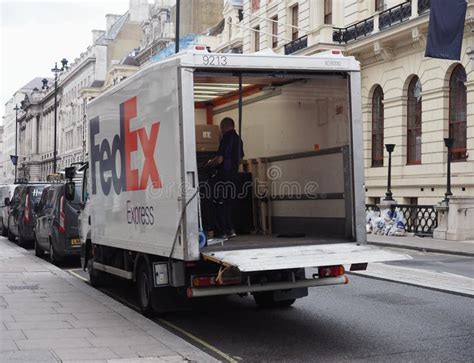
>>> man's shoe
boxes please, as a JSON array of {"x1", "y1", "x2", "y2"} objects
[{"x1": 227, "y1": 230, "x2": 237, "y2": 239}]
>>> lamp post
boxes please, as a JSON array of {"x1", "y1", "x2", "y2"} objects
[
  {"x1": 13, "y1": 104, "x2": 20, "y2": 183},
  {"x1": 444, "y1": 138, "x2": 454, "y2": 203},
  {"x1": 51, "y1": 58, "x2": 68, "y2": 174},
  {"x1": 175, "y1": 0, "x2": 180, "y2": 53},
  {"x1": 384, "y1": 144, "x2": 396, "y2": 201}
]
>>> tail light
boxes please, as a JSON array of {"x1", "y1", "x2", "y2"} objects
[
  {"x1": 319, "y1": 265, "x2": 345, "y2": 278},
  {"x1": 24, "y1": 194, "x2": 30, "y2": 224},
  {"x1": 59, "y1": 196, "x2": 65, "y2": 234},
  {"x1": 192, "y1": 276, "x2": 216, "y2": 287}
]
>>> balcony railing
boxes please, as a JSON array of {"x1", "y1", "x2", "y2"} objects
[
  {"x1": 333, "y1": 18, "x2": 374, "y2": 44},
  {"x1": 332, "y1": 0, "x2": 430, "y2": 45},
  {"x1": 284, "y1": 35, "x2": 308, "y2": 55},
  {"x1": 418, "y1": 0, "x2": 431, "y2": 14},
  {"x1": 379, "y1": 1, "x2": 412, "y2": 30}
]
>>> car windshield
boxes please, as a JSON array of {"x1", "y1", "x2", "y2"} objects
[{"x1": 72, "y1": 184, "x2": 82, "y2": 204}]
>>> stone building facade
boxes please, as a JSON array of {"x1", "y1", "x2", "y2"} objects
[
  {"x1": 239, "y1": 0, "x2": 474, "y2": 205},
  {"x1": 1, "y1": 2, "x2": 146, "y2": 183}
]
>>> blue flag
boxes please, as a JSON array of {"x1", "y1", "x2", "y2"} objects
[
  {"x1": 10, "y1": 155, "x2": 18, "y2": 166},
  {"x1": 425, "y1": 0, "x2": 467, "y2": 60}
]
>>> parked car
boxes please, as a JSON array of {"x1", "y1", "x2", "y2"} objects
[
  {"x1": 0, "y1": 184, "x2": 17, "y2": 236},
  {"x1": 7, "y1": 184, "x2": 48, "y2": 247},
  {"x1": 35, "y1": 183, "x2": 82, "y2": 263}
]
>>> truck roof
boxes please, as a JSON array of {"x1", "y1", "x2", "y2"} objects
[{"x1": 90, "y1": 47, "x2": 360, "y2": 107}]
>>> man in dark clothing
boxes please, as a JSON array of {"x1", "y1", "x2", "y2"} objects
[{"x1": 207, "y1": 117, "x2": 244, "y2": 238}]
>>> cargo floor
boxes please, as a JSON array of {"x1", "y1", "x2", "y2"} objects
[{"x1": 201, "y1": 234, "x2": 352, "y2": 252}]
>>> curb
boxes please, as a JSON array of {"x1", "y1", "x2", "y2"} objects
[{"x1": 366, "y1": 241, "x2": 474, "y2": 258}]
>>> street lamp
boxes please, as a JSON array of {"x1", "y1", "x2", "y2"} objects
[
  {"x1": 51, "y1": 58, "x2": 68, "y2": 174},
  {"x1": 13, "y1": 104, "x2": 20, "y2": 183},
  {"x1": 175, "y1": 0, "x2": 180, "y2": 53},
  {"x1": 444, "y1": 138, "x2": 454, "y2": 203},
  {"x1": 384, "y1": 144, "x2": 396, "y2": 201}
]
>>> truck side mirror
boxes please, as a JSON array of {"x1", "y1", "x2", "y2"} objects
[
  {"x1": 65, "y1": 182, "x2": 75, "y2": 202},
  {"x1": 4, "y1": 197, "x2": 10, "y2": 206}
]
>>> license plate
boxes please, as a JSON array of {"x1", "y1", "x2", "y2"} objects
[{"x1": 71, "y1": 239, "x2": 81, "y2": 246}]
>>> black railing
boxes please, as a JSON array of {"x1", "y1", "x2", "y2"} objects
[
  {"x1": 366, "y1": 204, "x2": 438, "y2": 236},
  {"x1": 418, "y1": 0, "x2": 430, "y2": 14},
  {"x1": 333, "y1": 17, "x2": 374, "y2": 44},
  {"x1": 379, "y1": 1, "x2": 412, "y2": 30},
  {"x1": 284, "y1": 35, "x2": 308, "y2": 55}
]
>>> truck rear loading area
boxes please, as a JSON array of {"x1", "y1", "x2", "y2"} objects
[{"x1": 79, "y1": 47, "x2": 409, "y2": 312}]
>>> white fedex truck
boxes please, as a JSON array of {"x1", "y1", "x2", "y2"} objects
[{"x1": 68, "y1": 47, "x2": 407, "y2": 313}]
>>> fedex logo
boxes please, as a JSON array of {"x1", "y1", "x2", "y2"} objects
[{"x1": 90, "y1": 97, "x2": 162, "y2": 196}]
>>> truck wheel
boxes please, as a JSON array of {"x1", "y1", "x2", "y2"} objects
[
  {"x1": 137, "y1": 262, "x2": 154, "y2": 316},
  {"x1": 88, "y1": 259, "x2": 103, "y2": 288},
  {"x1": 34, "y1": 236, "x2": 44, "y2": 257},
  {"x1": 7, "y1": 227, "x2": 15, "y2": 242},
  {"x1": 253, "y1": 292, "x2": 296, "y2": 309}
]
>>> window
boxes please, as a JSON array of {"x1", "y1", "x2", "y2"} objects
[
  {"x1": 407, "y1": 76, "x2": 422, "y2": 164},
  {"x1": 228, "y1": 18, "x2": 232, "y2": 41},
  {"x1": 324, "y1": 0, "x2": 332, "y2": 24},
  {"x1": 449, "y1": 64, "x2": 467, "y2": 161},
  {"x1": 253, "y1": 26, "x2": 260, "y2": 52},
  {"x1": 291, "y1": 5, "x2": 299, "y2": 40},
  {"x1": 251, "y1": 0, "x2": 260, "y2": 12},
  {"x1": 372, "y1": 86, "x2": 384, "y2": 167},
  {"x1": 375, "y1": 0, "x2": 385, "y2": 12},
  {"x1": 271, "y1": 15, "x2": 278, "y2": 48}
]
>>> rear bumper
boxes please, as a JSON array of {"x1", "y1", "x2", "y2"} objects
[{"x1": 187, "y1": 275, "x2": 348, "y2": 298}]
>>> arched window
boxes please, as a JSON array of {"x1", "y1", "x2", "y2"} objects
[
  {"x1": 372, "y1": 85, "x2": 384, "y2": 167},
  {"x1": 449, "y1": 64, "x2": 467, "y2": 161},
  {"x1": 407, "y1": 76, "x2": 422, "y2": 164}
]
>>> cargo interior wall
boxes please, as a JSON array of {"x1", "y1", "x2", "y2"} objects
[{"x1": 194, "y1": 75, "x2": 352, "y2": 239}]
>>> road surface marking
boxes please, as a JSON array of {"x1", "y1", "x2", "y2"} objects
[
  {"x1": 67, "y1": 269, "x2": 88, "y2": 282},
  {"x1": 66, "y1": 267, "x2": 237, "y2": 362},
  {"x1": 158, "y1": 318, "x2": 238, "y2": 363}
]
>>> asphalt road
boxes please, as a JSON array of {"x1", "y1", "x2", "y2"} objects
[{"x1": 39, "y1": 249, "x2": 474, "y2": 362}]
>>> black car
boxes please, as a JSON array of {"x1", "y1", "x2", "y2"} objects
[
  {"x1": 34, "y1": 183, "x2": 82, "y2": 263},
  {"x1": 7, "y1": 184, "x2": 48, "y2": 247}
]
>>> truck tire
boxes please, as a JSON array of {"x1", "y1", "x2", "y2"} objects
[
  {"x1": 253, "y1": 292, "x2": 296, "y2": 309},
  {"x1": 88, "y1": 259, "x2": 103, "y2": 288},
  {"x1": 136, "y1": 262, "x2": 154, "y2": 316},
  {"x1": 34, "y1": 236, "x2": 44, "y2": 257}
]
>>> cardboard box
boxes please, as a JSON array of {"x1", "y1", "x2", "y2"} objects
[{"x1": 195, "y1": 125, "x2": 220, "y2": 152}]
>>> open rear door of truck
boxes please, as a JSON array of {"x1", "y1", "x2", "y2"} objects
[{"x1": 201, "y1": 243, "x2": 410, "y2": 272}]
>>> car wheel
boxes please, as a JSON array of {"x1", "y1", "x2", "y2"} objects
[
  {"x1": 49, "y1": 240, "x2": 61, "y2": 265},
  {"x1": 18, "y1": 229, "x2": 28, "y2": 248},
  {"x1": 137, "y1": 261, "x2": 154, "y2": 316},
  {"x1": 0, "y1": 219, "x2": 6, "y2": 237},
  {"x1": 253, "y1": 291, "x2": 296, "y2": 309},
  {"x1": 7, "y1": 225, "x2": 15, "y2": 242},
  {"x1": 34, "y1": 235, "x2": 44, "y2": 257}
]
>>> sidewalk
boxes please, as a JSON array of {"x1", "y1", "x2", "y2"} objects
[
  {"x1": 0, "y1": 238, "x2": 218, "y2": 363},
  {"x1": 367, "y1": 234, "x2": 474, "y2": 257}
]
